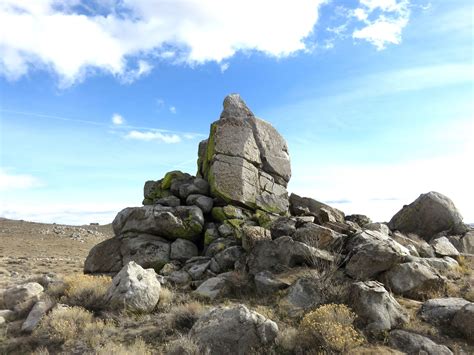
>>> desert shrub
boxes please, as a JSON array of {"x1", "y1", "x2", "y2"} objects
[
  {"x1": 165, "y1": 335, "x2": 206, "y2": 355},
  {"x1": 61, "y1": 274, "x2": 111, "y2": 311},
  {"x1": 167, "y1": 301, "x2": 205, "y2": 331},
  {"x1": 96, "y1": 338, "x2": 151, "y2": 355},
  {"x1": 36, "y1": 306, "x2": 115, "y2": 348},
  {"x1": 30, "y1": 347, "x2": 50, "y2": 355},
  {"x1": 300, "y1": 304, "x2": 365, "y2": 352}
]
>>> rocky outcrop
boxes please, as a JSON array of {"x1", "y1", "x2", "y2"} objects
[
  {"x1": 190, "y1": 304, "x2": 278, "y2": 355},
  {"x1": 419, "y1": 298, "x2": 471, "y2": 326},
  {"x1": 198, "y1": 94, "x2": 291, "y2": 214},
  {"x1": 452, "y1": 303, "x2": 474, "y2": 341},
  {"x1": 105, "y1": 261, "x2": 161, "y2": 313},
  {"x1": 388, "y1": 192, "x2": 467, "y2": 240},
  {"x1": 289, "y1": 193, "x2": 345, "y2": 224}
]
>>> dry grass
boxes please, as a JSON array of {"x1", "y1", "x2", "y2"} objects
[
  {"x1": 275, "y1": 326, "x2": 299, "y2": 351},
  {"x1": 35, "y1": 306, "x2": 115, "y2": 348},
  {"x1": 397, "y1": 297, "x2": 439, "y2": 337},
  {"x1": 157, "y1": 286, "x2": 175, "y2": 310},
  {"x1": 61, "y1": 274, "x2": 111, "y2": 311},
  {"x1": 96, "y1": 338, "x2": 152, "y2": 355},
  {"x1": 167, "y1": 301, "x2": 206, "y2": 331},
  {"x1": 165, "y1": 335, "x2": 206, "y2": 355},
  {"x1": 300, "y1": 304, "x2": 365, "y2": 352}
]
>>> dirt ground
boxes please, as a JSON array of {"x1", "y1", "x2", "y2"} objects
[{"x1": 0, "y1": 218, "x2": 113, "y2": 290}]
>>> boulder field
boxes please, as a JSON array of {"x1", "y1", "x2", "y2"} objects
[{"x1": 75, "y1": 94, "x2": 473, "y2": 352}]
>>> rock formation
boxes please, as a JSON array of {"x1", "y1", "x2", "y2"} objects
[{"x1": 79, "y1": 94, "x2": 474, "y2": 350}]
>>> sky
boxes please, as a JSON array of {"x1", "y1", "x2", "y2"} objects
[{"x1": 0, "y1": 0, "x2": 473, "y2": 225}]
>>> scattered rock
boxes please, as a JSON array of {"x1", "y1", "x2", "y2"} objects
[
  {"x1": 388, "y1": 191, "x2": 467, "y2": 240},
  {"x1": 210, "y1": 246, "x2": 245, "y2": 273},
  {"x1": 269, "y1": 217, "x2": 296, "y2": 238},
  {"x1": 194, "y1": 276, "x2": 229, "y2": 300},
  {"x1": 21, "y1": 300, "x2": 53, "y2": 333},
  {"x1": 289, "y1": 193, "x2": 345, "y2": 223},
  {"x1": 382, "y1": 262, "x2": 446, "y2": 299},
  {"x1": 420, "y1": 298, "x2": 471, "y2": 326},
  {"x1": 280, "y1": 278, "x2": 323, "y2": 316},
  {"x1": 430, "y1": 237, "x2": 460, "y2": 258},
  {"x1": 346, "y1": 214, "x2": 372, "y2": 227},
  {"x1": 190, "y1": 304, "x2": 278, "y2": 355},
  {"x1": 241, "y1": 225, "x2": 272, "y2": 251},
  {"x1": 3, "y1": 282, "x2": 44, "y2": 314},
  {"x1": 388, "y1": 330, "x2": 453, "y2": 355},
  {"x1": 293, "y1": 223, "x2": 344, "y2": 250},
  {"x1": 451, "y1": 303, "x2": 474, "y2": 341},
  {"x1": 254, "y1": 271, "x2": 289, "y2": 296},
  {"x1": 350, "y1": 281, "x2": 408, "y2": 334},
  {"x1": 105, "y1": 261, "x2": 161, "y2": 313},
  {"x1": 365, "y1": 222, "x2": 390, "y2": 235},
  {"x1": 186, "y1": 194, "x2": 214, "y2": 214}
]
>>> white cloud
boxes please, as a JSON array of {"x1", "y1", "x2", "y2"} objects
[
  {"x1": 352, "y1": 0, "x2": 410, "y2": 50},
  {"x1": 0, "y1": 0, "x2": 326, "y2": 85},
  {"x1": 169, "y1": 106, "x2": 177, "y2": 114},
  {"x1": 0, "y1": 169, "x2": 41, "y2": 191},
  {"x1": 290, "y1": 120, "x2": 474, "y2": 222},
  {"x1": 126, "y1": 130, "x2": 181, "y2": 143},
  {"x1": 111, "y1": 113, "x2": 124, "y2": 125}
]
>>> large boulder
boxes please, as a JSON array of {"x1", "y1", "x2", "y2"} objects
[
  {"x1": 113, "y1": 205, "x2": 204, "y2": 240},
  {"x1": 21, "y1": 300, "x2": 53, "y2": 333},
  {"x1": 419, "y1": 298, "x2": 471, "y2": 326},
  {"x1": 84, "y1": 237, "x2": 123, "y2": 274},
  {"x1": 349, "y1": 281, "x2": 408, "y2": 334},
  {"x1": 345, "y1": 231, "x2": 409, "y2": 280},
  {"x1": 381, "y1": 262, "x2": 446, "y2": 299},
  {"x1": 247, "y1": 236, "x2": 334, "y2": 275},
  {"x1": 121, "y1": 234, "x2": 171, "y2": 270},
  {"x1": 190, "y1": 304, "x2": 278, "y2": 355},
  {"x1": 198, "y1": 94, "x2": 291, "y2": 214},
  {"x1": 388, "y1": 330, "x2": 453, "y2": 355},
  {"x1": 289, "y1": 193, "x2": 345, "y2": 223},
  {"x1": 293, "y1": 223, "x2": 344, "y2": 250},
  {"x1": 105, "y1": 261, "x2": 161, "y2": 313},
  {"x1": 279, "y1": 278, "x2": 324, "y2": 316},
  {"x1": 430, "y1": 236, "x2": 459, "y2": 258},
  {"x1": 388, "y1": 192, "x2": 467, "y2": 241}
]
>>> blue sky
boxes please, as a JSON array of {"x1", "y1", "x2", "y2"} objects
[{"x1": 0, "y1": 0, "x2": 473, "y2": 224}]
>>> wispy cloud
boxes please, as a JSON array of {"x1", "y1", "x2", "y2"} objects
[
  {"x1": 111, "y1": 113, "x2": 124, "y2": 125},
  {"x1": 169, "y1": 106, "x2": 177, "y2": 114},
  {"x1": 220, "y1": 62, "x2": 230, "y2": 73},
  {"x1": 0, "y1": 169, "x2": 41, "y2": 191},
  {"x1": 125, "y1": 130, "x2": 181, "y2": 144}
]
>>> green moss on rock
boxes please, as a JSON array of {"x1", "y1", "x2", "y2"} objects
[
  {"x1": 161, "y1": 170, "x2": 187, "y2": 190},
  {"x1": 211, "y1": 207, "x2": 227, "y2": 222}
]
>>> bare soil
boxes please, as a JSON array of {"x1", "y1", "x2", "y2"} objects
[{"x1": 0, "y1": 218, "x2": 113, "y2": 290}]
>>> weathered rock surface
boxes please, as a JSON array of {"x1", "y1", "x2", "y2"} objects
[
  {"x1": 388, "y1": 330, "x2": 453, "y2": 355},
  {"x1": 194, "y1": 276, "x2": 229, "y2": 300},
  {"x1": 345, "y1": 231, "x2": 409, "y2": 279},
  {"x1": 382, "y1": 262, "x2": 446, "y2": 299},
  {"x1": 289, "y1": 193, "x2": 345, "y2": 224},
  {"x1": 430, "y1": 236, "x2": 460, "y2": 258},
  {"x1": 113, "y1": 205, "x2": 204, "y2": 240},
  {"x1": 105, "y1": 261, "x2": 161, "y2": 313},
  {"x1": 350, "y1": 281, "x2": 408, "y2": 334},
  {"x1": 21, "y1": 300, "x2": 53, "y2": 333},
  {"x1": 3, "y1": 282, "x2": 44, "y2": 314},
  {"x1": 247, "y1": 236, "x2": 334, "y2": 275},
  {"x1": 254, "y1": 271, "x2": 289, "y2": 296},
  {"x1": 388, "y1": 191, "x2": 467, "y2": 240},
  {"x1": 84, "y1": 237, "x2": 123, "y2": 274},
  {"x1": 121, "y1": 234, "x2": 170, "y2": 269},
  {"x1": 280, "y1": 278, "x2": 323, "y2": 316},
  {"x1": 170, "y1": 238, "x2": 198, "y2": 261},
  {"x1": 293, "y1": 223, "x2": 344, "y2": 250},
  {"x1": 451, "y1": 303, "x2": 474, "y2": 341},
  {"x1": 190, "y1": 304, "x2": 278, "y2": 355},
  {"x1": 241, "y1": 225, "x2": 272, "y2": 251},
  {"x1": 198, "y1": 94, "x2": 291, "y2": 214},
  {"x1": 420, "y1": 298, "x2": 471, "y2": 326}
]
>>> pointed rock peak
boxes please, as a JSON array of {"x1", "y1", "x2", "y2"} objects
[{"x1": 220, "y1": 93, "x2": 254, "y2": 119}]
